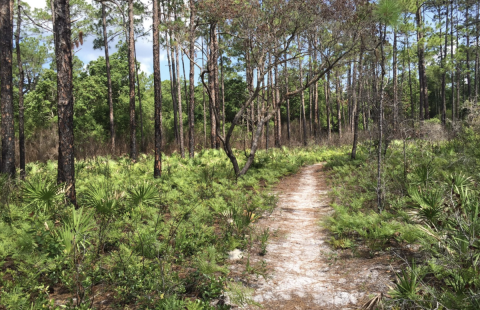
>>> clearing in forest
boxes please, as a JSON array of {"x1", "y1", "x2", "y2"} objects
[{"x1": 236, "y1": 164, "x2": 394, "y2": 309}]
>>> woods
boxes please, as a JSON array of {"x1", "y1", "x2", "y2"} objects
[
  {"x1": 0, "y1": 0, "x2": 478, "y2": 178},
  {"x1": 1, "y1": 0, "x2": 480, "y2": 308}
]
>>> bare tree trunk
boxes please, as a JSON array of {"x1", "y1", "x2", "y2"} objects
[
  {"x1": 274, "y1": 57, "x2": 281, "y2": 147},
  {"x1": 451, "y1": 0, "x2": 455, "y2": 123},
  {"x1": 377, "y1": 25, "x2": 386, "y2": 212},
  {"x1": 53, "y1": 0, "x2": 76, "y2": 205},
  {"x1": 416, "y1": 3, "x2": 428, "y2": 120},
  {"x1": 16, "y1": 2, "x2": 25, "y2": 179},
  {"x1": 336, "y1": 71, "x2": 342, "y2": 139},
  {"x1": 175, "y1": 46, "x2": 185, "y2": 157},
  {"x1": 308, "y1": 53, "x2": 313, "y2": 136},
  {"x1": 101, "y1": 3, "x2": 115, "y2": 154},
  {"x1": 299, "y1": 56, "x2": 307, "y2": 145},
  {"x1": 134, "y1": 53, "x2": 144, "y2": 152},
  {"x1": 347, "y1": 66, "x2": 352, "y2": 132},
  {"x1": 313, "y1": 47, "x2": 319, "y2": 142},
  {"x1": 167, "y1": 33, "x2": 179, "y2": 143},
  {"x1": 456, "y1": 11, "x2": 460, "y2": 121},
  {"x1": 466, "y1": 4, "x2": 471, "y2": 100},
  {"x1": 393, "y1": 29, "x2": 398, "y2": 132},
  {"x1": 352, "y1": 48, "x2": 364, "y2": 159},
  {"x1": 285, "y1": 61, "x2": 291, "y2": 142},
  {"x1": 325, "y1": 75, "x2": 330, "y2": 141},
  {"x1": 475, "y1": 2, "x2": 479, "y2": 103},
  {"x1": 127, "y1": 0, "x2": 136, "y2": 160},
  {"x1": 153, "y1": 0, "x2": 162, "y2": 177},
  {"x1": 188, "y1": 0, "x2": 196, "y2": 158},
  {"x1": 208, "y1": 23, "x2": 217, "y2": 149},
  {"x1": 221, "y1": 46, "x2": 226, "y2": 138},
  {"x1": 441, "y1": 4, "x2": 448, "y2": 126},
  {"x1": 266, "y1": 54, "x2": 272, "y2": 150},
  {"x1": 1, "y1": 0, "x2": 15, "y2": 176},
  {"x1": 213, "y1": 25, "x2": 220, "y2": 149},
  {"x1": 201, "y1": 37, "x2": 207, "y2": 147}
]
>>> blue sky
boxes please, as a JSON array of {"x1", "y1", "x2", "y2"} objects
[{"x1": 24, "y1": 0, "x2": 204, "y2": 82}]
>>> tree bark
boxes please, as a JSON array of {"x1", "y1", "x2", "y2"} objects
[
  {"x1": 202, "y1": 36, "x2": 207, "y2": 147},
  {"x1": 325, "y1": 75, "x2": 330, "y2": 140},
  {"x1": 274, "y1": 57, "x2": 281, "y2": 147},
  {"x1": 101, "y1": 3, "x2": 115, "y2": 154},
  {"x1": 451, "y1": 0, "x2": 455, "y2": 123},
  {"x1": 53, "y1": 0, "x2": 76, "y2": 205},
  {"x1": 127, "y1": 0, "x2": 136, "y2": 160},
  {"x1": 416, "y1": 3, "x2": 429, "y2": 120},
  {"x1": 285, "y1": 61, "x2": 291, "y2": 142},
  {"x1": 167, "y1": 34, "x2": 179, "y2": 143},
  {"x1": 475, "y1": 2, "x2": 479, "y2": 103},
  {"x1": 153, "y1": 0, "x2": 162, "y2": 178},
  {"x1": 393, "y1": 29, "x2": 398, "y2": 131},
  {"x1": 188, "y1": 0, "x2": 196, "y2": 158},
  {"x1": 175, "y1": 45, "x2": 185, "y2": 157},
  {"x1": 336, "y1": 70, "x2": 342, "y2": 139},
  {"x1": 377, "y1": 25, "x2": 386, "y2": 212},
  {"x1": 441, "y1": 4, "x2": 448, "y2": 126},
  {"x1": 352, "y1": 48, "x2": 364, "y2": 159},
  {"x1": 299, "y1": 56, "x2": 307, "y2": 146},
  {"x1": 134, "y1": 53, "x2": 144, "y2": 153},
  {"x1": 406, "y1": 32, "x2": 414, "y2": 124},
  {"x1": 208, "y1": 22, "x2": 217, "y2": 149},
  {"x1": 0, "y1": 0, "x2": 15, "y2": 177},
  {"x1": 466, "y1": 4, "x2": 471, "y2": 100},
  {"x1": 16, "y1": 2, "x2": 25, "y2": 179}
]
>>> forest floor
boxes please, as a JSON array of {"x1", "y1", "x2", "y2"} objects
[{"x1": 230, "y1": 164, "x2": 395, "y2": 309}]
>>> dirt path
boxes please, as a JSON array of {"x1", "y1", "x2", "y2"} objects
[{"x1": 241, "y1": 164, "x2": 392, "y2": 309}]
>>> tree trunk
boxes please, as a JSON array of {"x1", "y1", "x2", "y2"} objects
[
  {"x1": 16, "y1": 2, "x2": 25, "y2": 179},
  {"x1": 451, "y1": 0, "x2": 455, "y2": 122},
  {"x1": 1, "y1": 0, "x2": 15, "y2": 176},
  {"x1": 274, "y1": 57, "x2": 281, "y2": 147},
  {"x1": 101, "y1": 3, "x2": 115, "y2": 154},
  {"x1": 285, "y1": 61, "x2": 291, "y2": 142},
  {"x1": 299, "y1": 56, "x2": 307, "y2": 146},
  {"x1": 134, "y1": 53, "x2": 144, "y2": 153},
  {"x1": 313, "y1": 50, "x2": 319, "y2": 142},
  {"x1": 167, "y1": 35, "x2": 179, "y2": 143},
  {"x1": 416, "y1": 3, "x2": 429, "y2": 120},
  {"x1": 336, "y1": 71, "x2": 342, "y2": 139},
  {"x1": 377, "y1": 25, "x2": 386, "y2": 212},
  {"x1": 325, "y1": 75, "x2": 330, "y2": 141},
  {"x1": 352, "y1": 48, "x2": 364, "y2": 159},
  {"x1": 441, "y1": 4, "x2": 448, "y2": 126},
  {"x1": 153, "y1": 0, "x2": 162, "y2": 178},
  {"x1": 466, "y1": 4, "x2": 471, "y2": 100},
  {"x1": 208, "y1": 23, "x2": 217, "y2": 149},
  {"x1": 188, "y1": 0, "x2": 196, "y2": 158},
  {"x1": 266, "y1": 54, "x2": 272, "y2": 150},
  {"x1": 475, "y1": 2, "x2": 479, "y2": 103},
  {"x1": 175, "y1": 45, "x2": 185, "y2": 157},
  {"x1": 221, "y1": 45, "x2": 226, "y2": 138},
  {"x1": 53, "y1": 0, "x2": 76, "y2": 205},
  {"x1": 127, "y1": 0, "x2": 136, "y2": 160},
  {"x1": 456, "y1": 12, "x2": 460, "y2": 121},
  {"x1": 393, "y1": 29, "x2": 398, "y2": 132},
  {"x1": 202, "y1": 36, "x2": 207, "y2": 147}
]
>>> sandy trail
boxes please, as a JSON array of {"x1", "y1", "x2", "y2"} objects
[{"x1": 242, "y1": 164, "x2": 391, "y2": 310}]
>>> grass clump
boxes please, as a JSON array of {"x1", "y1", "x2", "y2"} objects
[
  {"x1": 324, "y1": 131, "x2": 480, "y2": 309},
  {"x1": 0, "y1": 146, "x2": 338, "y2": 309}
]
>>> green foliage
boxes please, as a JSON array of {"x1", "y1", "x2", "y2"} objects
[
  {"x1": 0, "y1": 146, "x2": 339, "y2": 308},
  {"x1": 324, "y1": 134, "x2": 480, "y2": 309}
]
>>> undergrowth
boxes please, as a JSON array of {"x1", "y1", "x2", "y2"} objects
[
  {"x1": 0, "y1": 146, "x2": 339, "y2": 309},
  {"x1": 324, "y1": 128, "x2": 480, "y2": 309}
]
